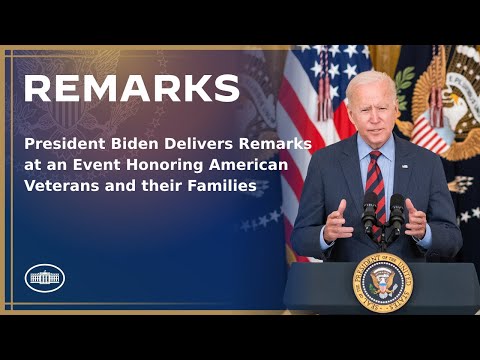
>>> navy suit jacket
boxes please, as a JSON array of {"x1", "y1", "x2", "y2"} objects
[{"x1": 291, "y1": 133, "x2": 462, "y2": 262}]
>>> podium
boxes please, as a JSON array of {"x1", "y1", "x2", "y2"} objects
[{"x1": 284, "y1": 262, "x2": 480, "y2": 314}]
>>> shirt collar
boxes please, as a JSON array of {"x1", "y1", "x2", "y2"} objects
[{"x1": 357, "y1": 133, "x2": 395, "y2": 162}]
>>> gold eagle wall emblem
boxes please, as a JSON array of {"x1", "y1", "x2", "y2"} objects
[{"x1": 396, "y1": 45, "x2": 480, "y2": 162}]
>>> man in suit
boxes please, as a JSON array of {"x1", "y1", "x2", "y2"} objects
[{"x1": 291, "y1": 70, "x2": 462, "y2": 262}]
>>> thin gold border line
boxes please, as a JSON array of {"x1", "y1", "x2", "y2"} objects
[
  {"x1": 10, "y1": 51, "x2": 13, "y2": 309},
  {"x1": 11, "y1": 55, "x2": 169, "y2": 58},
  {"x1": 10, "y1": 55, "x2": 183, "y2": 58},
  {"x1": 8, "y1": 302, "x2": 225, "y2": 305},
  {"x1": 1, "y1": 310, "x2": 288, "y2": 315},
  {"x1": 11, "y1": 55, "x2": 101, "y2": 58},
  {"x1": 0, "y1": 48, "x2": 5, "y2": 311},
  {"x1": 7, "y1": 45, "x2": 291, "y2": 51}
]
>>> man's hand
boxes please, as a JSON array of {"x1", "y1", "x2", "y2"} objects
[
  {"x1": 324, "y1": 199, "x2": 354, "y2": 243},
  {"x1": 405, "y1": 198, "x2": 427, "y2": 239}
]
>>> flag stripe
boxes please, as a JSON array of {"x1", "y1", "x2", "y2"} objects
[
  {"x1": 278, "y1": 78, "x2": 326, "y2": 153},
  {"x1": 429, "y1": 137, "x2": 443, "y2": 152},
  {"x1": 279, "y1": 149, "x2": 304, "y2": 201},
  {"x1": 280, "y1": 176, "x2": 299, "y2": 226},
  {"x1": 417, "y1": 128, "x2": 436, "y2": 147},
  {"x1": 411, "y1": 115, "x2": 450, "y2": 154},
  {"x1": 283, "y1": 53, "x2": 321, "y2": 123},
  {"x1": 412, "y1": 123, "x2": 430, "y2": 143},
  {"x1": 283, "y1": 219, "x2": 310, "y2": 263},
  {"x1": 434, "y1": 142, "x2": 449, "y2": 154},
  {"x1": 333, "y1": 101, "x2": 356, "y2": 139},
  {"x1": 276, "y1": 103, "x2": 311, "y2": 179}
]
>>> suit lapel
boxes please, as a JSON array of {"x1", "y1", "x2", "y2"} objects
[
  {"x1": 339, "y1": 133, "x2": 364, "y2": 219},
  {"x1": 393, "y1": 134, "x2": 414, "y2": 197}
]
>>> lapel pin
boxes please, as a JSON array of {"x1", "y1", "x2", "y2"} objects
[{"x1": 402, "y1": 165, "x2": 408, "y2": 169}]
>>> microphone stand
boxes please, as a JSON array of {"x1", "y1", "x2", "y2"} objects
[
  {"x1": 379, "y1": 224, "x2": 387, "y2": 252},
  {"x1": 378, "y1": 220, "x2": 401, "y2": 252}
]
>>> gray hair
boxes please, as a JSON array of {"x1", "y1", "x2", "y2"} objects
[{"x1": 346, "y1": 70, "x2": 397, "y2": 105}]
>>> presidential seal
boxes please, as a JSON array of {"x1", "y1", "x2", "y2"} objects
[{"x1": 353, "y1": 253, "x2": 413, "y2": 314}]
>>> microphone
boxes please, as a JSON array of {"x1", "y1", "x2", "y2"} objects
[
  {"x1": 389, "y1": 194, "x2": 405, "y2": 237},
  {"x1": 362, "y1": 192, "x2": 378, "y2": 238}
]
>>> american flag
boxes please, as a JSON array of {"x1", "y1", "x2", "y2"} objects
[
  {"x1": 276, "y1": 45, "x2": 372, "y2": 263},
  {"x1": 410, "y1": 115, "x2": 450, "y2": 154}
]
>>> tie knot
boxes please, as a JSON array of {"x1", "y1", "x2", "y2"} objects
[{"x1": 370, "y1": 150, "x2": 382, "y2": 161}]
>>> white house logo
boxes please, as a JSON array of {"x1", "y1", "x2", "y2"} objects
[{"x1": 24, "y1": 264, "x2": 65, "y2": 293}]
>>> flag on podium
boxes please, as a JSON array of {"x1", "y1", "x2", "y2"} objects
[{"x1": 276, "y1": 45, "x2": 372, "y2": 264}]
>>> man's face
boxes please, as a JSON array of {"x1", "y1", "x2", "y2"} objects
[{"x1": 347, "y1": 80, "x2": 398, "y2": 149}]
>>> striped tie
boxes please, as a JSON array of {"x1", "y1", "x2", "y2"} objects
[{"x1": 365, "y1": 151, "x2": 386, "y2": 242}]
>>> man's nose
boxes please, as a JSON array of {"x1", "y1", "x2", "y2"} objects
[{"x1": 370, "y1": 109, "x2": 380, "y2": 123}]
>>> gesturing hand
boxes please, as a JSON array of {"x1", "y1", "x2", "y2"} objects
[
  {"x1": 324, "y1": 199, "x2": 354, "y2": 244},
  {"x1": 405, "y1": 198, "x2": 427, "y2": 239}
]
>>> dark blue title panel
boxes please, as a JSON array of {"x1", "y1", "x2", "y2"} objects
[{"x1": 3, "y1": 48, "x2": 288, "y2": 311}]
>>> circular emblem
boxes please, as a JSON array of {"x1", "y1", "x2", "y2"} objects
[{"x1": 353, "y1": 253, "x2": 413, "y2": 313}]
